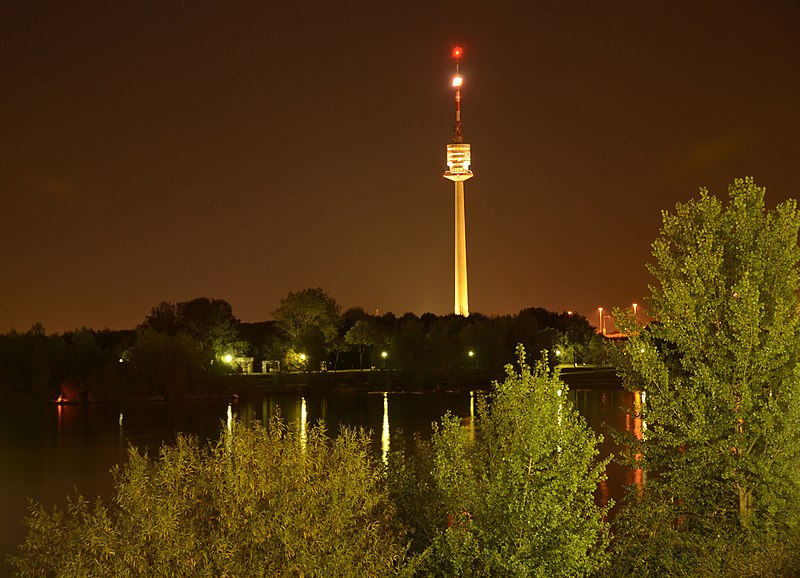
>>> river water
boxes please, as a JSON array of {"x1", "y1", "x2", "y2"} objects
[{"x1": 0, "y1": 388, "x2": 637, "y2": 575}]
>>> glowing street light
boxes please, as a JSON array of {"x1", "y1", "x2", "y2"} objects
[{"x1": 597, "y1": 307, "x2": 604, "y2": 334}]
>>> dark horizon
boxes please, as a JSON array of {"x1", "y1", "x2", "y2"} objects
[
  {"x1": 3, "y1": 2, "x2": 799, "y2": 333},
  {"x1": 5, "y1": 299, "x2": 600, "y2": 336}
]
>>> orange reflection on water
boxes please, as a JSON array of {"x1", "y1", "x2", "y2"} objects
[{"x1": 629, "y1": 391, "x2": 645, "y2": 493}]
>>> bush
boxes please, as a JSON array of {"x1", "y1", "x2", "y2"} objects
[
  {"x1": 390, "y1": 345, "x2": 611, "y2": 577},
  {"x1": 10, "y1": 419, "x2": 408, "y2": 577}
]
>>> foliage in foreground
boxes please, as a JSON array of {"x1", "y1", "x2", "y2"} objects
[
  {"x1": 10, "y1": 346, "x2": 615, "y2": 577},
  {"x1": 611, "y1": 178, "x2": 800, "y2": 576},
  {"x1": 390, "y1": 345, "x2": 611, "y2": 577},
  {"x1": 10, "y1": 420, "x2": 407, "y2": 577}
]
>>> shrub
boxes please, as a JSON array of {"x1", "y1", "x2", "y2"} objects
[
  {"x1": 10, "y1": 419, "x2": 408, "y2": 577},
  {"x1": 390, "y1": 345, "x2": 611, "y2": 577}
]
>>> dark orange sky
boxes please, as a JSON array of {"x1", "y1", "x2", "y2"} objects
[{"x1": 2, "y1": 1, "x2": 799, "y2": 333}]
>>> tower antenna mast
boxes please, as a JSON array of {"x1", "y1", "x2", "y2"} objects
[{"x1": 453, "y1": 46, "x2": 464, "y2": 142}]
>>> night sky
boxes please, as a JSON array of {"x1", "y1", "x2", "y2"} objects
[{"x1": 2, "y1": 2, "x2": 799, "y2": 333}]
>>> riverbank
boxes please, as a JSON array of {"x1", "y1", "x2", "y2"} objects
[
  {"x1": 225, "y1": 366, "x2": 623, "y2": 395},
  {"x1": 0, "y1": 367, "x2": 622, "y2": 407}
]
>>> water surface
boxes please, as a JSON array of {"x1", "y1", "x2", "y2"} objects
[{"x1": 0, "y1": 388, "x2": 636, "y2": 575}]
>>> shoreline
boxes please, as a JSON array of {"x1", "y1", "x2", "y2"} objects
[{"x1": 0, "y1": 367, "x2": 623, "y2": 407}]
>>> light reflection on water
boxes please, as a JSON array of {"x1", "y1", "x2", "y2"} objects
[{"x1": 0, "y1": 388, "x2": 634, "y2": 576}]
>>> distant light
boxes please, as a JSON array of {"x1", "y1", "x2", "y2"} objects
[
  {"x1": 468, "y1": 350, "x2": 475, "y2": 357},
  {"x1": 381, "y1": 351, "x2": 388, "y2": 359},
  {"x1": 299, "y1": 353, "x2": 307, "y2": 361},
  {"x1": 223, "y1": 354, "x2": 233, "y2": 363},
  {"x1": 452, "y1": 46, "x2": 463, "y2": 59},
  {"x1": 555, "y1": 349, "x2": 561, "y2": 356},
  {"x1": 452, "y1": 75, "x2": 463, "y2": 88}
]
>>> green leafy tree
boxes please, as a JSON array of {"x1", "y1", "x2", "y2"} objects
[
  {"x1": 612, "y1": 178, "x2": 800, "y2": 576},
  {"x1": 142, "y1": 298, "x2": 246, "y2": 363},
  {"x1": 178, "y1": 297, "x2": 245, "y2": 359},
  {"x1": 10, "y1": 419, "x2": 408, "y2": 577},
  {"x1": 341, "y1": 306, "x2": 370, "y2": 331},
  {"x1": 391, "y1": 345, "x2": 611, "y2": 577},
  {"x1": 273, "y1": 287, "x2": 341, "y2": 369},
  {"x1": 345, "y1": 318, "x2": 379, "y2": 370}
]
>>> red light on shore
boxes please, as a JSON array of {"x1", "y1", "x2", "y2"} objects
[{"x1": 452, "y1": 46, "x2": 463, "y2": 59}]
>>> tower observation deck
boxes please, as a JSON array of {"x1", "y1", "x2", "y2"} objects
[{"x1": 443, "y1": 46, "x2": 473, "y2": 317}]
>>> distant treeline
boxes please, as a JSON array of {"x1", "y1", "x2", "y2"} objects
[{"x1": 0, "y1": 293, "x2": 609, "y2": 403}]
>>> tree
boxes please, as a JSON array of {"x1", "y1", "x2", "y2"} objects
[
  {"x1": 391, "y1": 318, "x2": 428, "y2": 377},
  {"x1": 0, "y1": 324, "x2": 61, "y2": 402},
  {"x1": 10, "y1": 419, "x2": 408, "y2": 577},
  {"x1": 273, "y1": 287, "x2": 341, "y2": 369},
  {"x1": 612, "y1": 178, "x2": 800, "y2": 575},
  {"x1": 345, "y1": 319, "x2": 379, "y2": 370},
  {"x1": 126, "y1": 327, "x2": 210, "y2": 397},
  {"x1": 143, "y1": 301, "x2": 181, "y2": 335},
  {"x1": 58, "y1": 328, "x2": 108, "y2": 400},
  {"x1": 141, "y1": 298, "x2": 247, "y2": 365},
  {"x1": 390, "y1": 346, "x2": 611, "y2": 577},
  {"x1": 178, "y1": 298, "x2": 244, "y2": 358}
]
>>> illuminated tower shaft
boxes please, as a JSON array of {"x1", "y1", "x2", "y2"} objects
[
  {"x1": 444, "y1": 47, "x2": 473, "y2": 317},
  {"x1": 454, "y1": 180, "x2": 469, "y2": 315}
]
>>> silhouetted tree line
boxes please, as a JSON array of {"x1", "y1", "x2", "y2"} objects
[
  {"x1": 332, "y1": 306, "x2": 601, "y2": 378},
  {"x1": 0, "y1": 292, "x2": 605, "y2": 402},
  {"x1": 0, "y1": 298, "x2": 248, "y2": 402},
  {"x1": 267, "y1": 287, "x2": 606, "y2": 377}
]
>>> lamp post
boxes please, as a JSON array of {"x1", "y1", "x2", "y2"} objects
[{"x1": 598, "y1": 307, "x2": 604, "y2": 334}]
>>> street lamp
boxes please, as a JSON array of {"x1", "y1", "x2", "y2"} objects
[
  {"x1": 597, "y1": 307, "x2": 604, "y2": 334},
  {"x1": 632, "y1": 302, "x2": 638, "y2": 317}
]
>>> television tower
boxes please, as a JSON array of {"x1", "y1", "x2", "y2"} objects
[{"x1": 444, "y1": 46, "x2": 473, "y2": 317}]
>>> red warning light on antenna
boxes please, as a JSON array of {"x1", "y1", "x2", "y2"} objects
[{"x1": 452, "y1": 46, "x2": 463, "y2": 59}]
